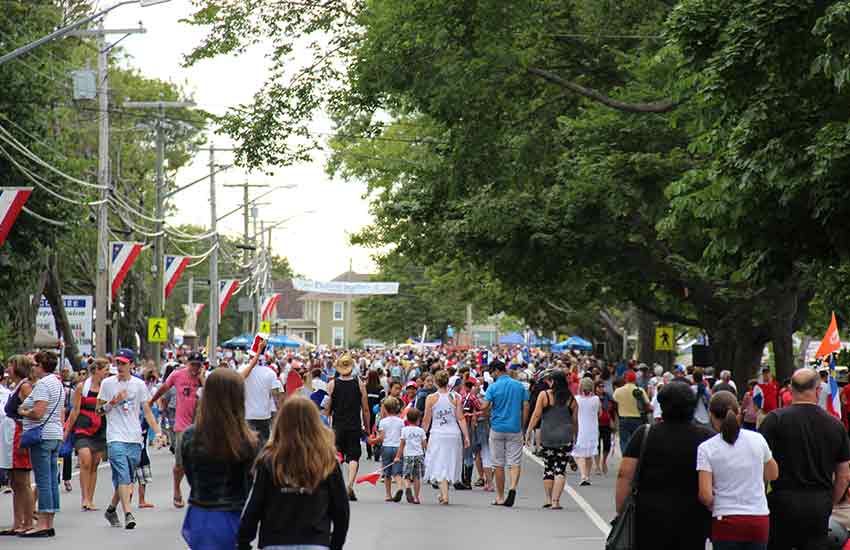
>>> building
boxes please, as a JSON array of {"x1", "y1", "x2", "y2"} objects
[{"x1": 299, "y1": 271, "x2": 371, "y2": 347}]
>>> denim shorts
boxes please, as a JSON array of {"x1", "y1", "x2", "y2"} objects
[
  {"x1": 381, "y1": 446, "x2": 402, "y2": 477},
  {"x1": 108, "y1": 441, "x2": 141, "y2": 487}
]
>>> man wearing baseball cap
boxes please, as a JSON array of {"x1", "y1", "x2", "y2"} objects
[
  {"x1": 613, "y1": 370, "x2": 651, "y2": 453},
  {"x1": 148, "y1": 350, "x2": 206, "y2": 508},
  {"x1": 97, "y1": 349, "x2": 163, "y2": 530}
]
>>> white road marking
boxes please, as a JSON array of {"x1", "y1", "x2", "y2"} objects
[{"x1": 523, "y1": 447, "x2": 612, "y2": 536}]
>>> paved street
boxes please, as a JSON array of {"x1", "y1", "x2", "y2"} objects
[{"x1": 1, "y1": 446, "x2": 618, "y2": 549}]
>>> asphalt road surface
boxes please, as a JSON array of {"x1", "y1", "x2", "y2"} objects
[{"x1": 1, "y1": 445, "x2": 619, "y2": 549}]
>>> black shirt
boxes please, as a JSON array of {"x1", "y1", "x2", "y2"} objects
[
  {"x1": 181, "y1": 426, "x2": 257, "y2": 511},
  {"x1": 330, "y1": 377, "x2": 363, "y2": 431},
  {"x1": 759, "y1": 403, "x2": 850, "y2": 493},
  {"x1": 625, "y1": 421, "x2": 714, "y2": 497}
]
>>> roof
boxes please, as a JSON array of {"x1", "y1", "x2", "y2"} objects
[{"x1": 331, "y1": 271, "x2": 372, "y2": 283}]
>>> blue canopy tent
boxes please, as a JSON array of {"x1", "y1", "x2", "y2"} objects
[
  {"x1": 221, "y1": 334, "x2": 251, "y2": 349},
  {"x1": 498, "y1": 332, "x2": 526, "y2": 345},
  {"x1": 553, "y1": 336, "x2": 594, "y2": 352},
  {"x1": 528, "y1": 334, "x2": 553, "y2": 347},
  {"x1": 268, "y1": 334, "x2": 301, "y2": 348}
]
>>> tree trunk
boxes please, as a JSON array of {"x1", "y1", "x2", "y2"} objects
[
  {"x1": 44, "y1": 252, "x2": 81, "y2": 370},
  {"x1": 770, "y1": 321, "x2": 795, "y2": 385},
  {"x1": 709, "y1": 325, "x2": 769, "y2": 395},
  {"x1": 637, "y1": 309, "x2": 658, "y2": 365}
]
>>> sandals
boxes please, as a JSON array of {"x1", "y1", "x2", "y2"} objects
[
  {"x1": 173, "y1": 496, "x2": 185, "y2": 509},
  {"x1": 551, "y1": 501, "x2": 563, "y2": 510},
  {"x1": 0, "y1": 529, "x2": 19, "y2": 536},
  {"x1": 64, "y1": 481, "x2": 73, "y2": 492},
  {"x1": 138, "y1": 503, "x2": 155, "y2": 509}
]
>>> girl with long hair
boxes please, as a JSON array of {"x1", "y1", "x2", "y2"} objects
[
  {"x1": 64, "y1": 357, "x2": 110, "y2": 511},
  {"x1": 526, "y1": 370, "x2": 576, "y2": 508},
  {"x1": 239, "y1": 396, "x2": 350, "y2": 550},
  {"x1": 573, "y1": 377, "x2": 600, "y2": 487},
  {"x1": 182, "y1": 368, "x2": 259, "y2": 550},
  {"x1": 1, "y1": 355, "x2": 34, "y2": 535}
]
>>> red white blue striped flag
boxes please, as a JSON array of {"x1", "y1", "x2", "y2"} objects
[
  {"x1": 219, "y1": 279, "x2": 240, "y2": 320},
  {"x1": 110, "y1": 242, "x2": 143, "y2": 300},
  {"x1": 163, "y1": 255, "x2": 190, "y2": 300},
  {"x1": 0, "y1": 187, "x2": 32, "y2": 247}
]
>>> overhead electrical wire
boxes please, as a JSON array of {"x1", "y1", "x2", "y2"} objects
[{"x1": 21, "y1": 205, "x2": 67, "y2": 226}]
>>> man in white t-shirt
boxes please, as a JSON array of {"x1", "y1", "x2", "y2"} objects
[
  {"x1": 240, "y1": 342, "x2": 281, "y2": 448},
  {"x1": 97, "y1": 349, "x2": 162, "y2": 530}
]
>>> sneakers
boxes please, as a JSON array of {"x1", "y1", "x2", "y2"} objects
[
  {"x1": 347, "y1": 489, "x2": 358, "y2": 502},
  {"x1": 104, "y1": 507, "x2": 121, "y2": 528},
  {"x1": 124, "y1": 512, "x2": 136, "y2": 530}
]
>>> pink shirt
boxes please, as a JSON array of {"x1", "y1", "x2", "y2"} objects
[{"x1": 163, "y1": 368, "x2": 201, "y2": 433}]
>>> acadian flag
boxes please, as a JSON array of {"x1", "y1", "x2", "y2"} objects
[
  {"x1": 828, "y1": 355, "x2": 842, "y2": 420},
  {"x1": 163, "y1": 255, "x2": 190, "y2": 300},
  {"x1": 0, "y1": 187, "x2": 32, "y2": 247},
  {"x1": 260, "y1": 293, "x2": 281, "y2": 320},
  {"x1": 110, "y1": 242, "x2": 144, "y2": 300},
  {"x1": 219, "y1": 279, "x2": 239, "y2": 319},
  {"x1": 815, "y1": 312, "x2": 841, "y2": 359}
]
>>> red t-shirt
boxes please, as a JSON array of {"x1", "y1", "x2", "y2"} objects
[
  {"x1": 163, "y1": 368, "x2": 201, "y2": 433},
  {"x1": 757, "y1": 380, "x2": 779, "y2": 413},
  {"x1": 284, "y1": 369, "x2": 304, "y2": 396},
  {"x1": 780, "y1": 388, "x2": 792, "y2": 408}
]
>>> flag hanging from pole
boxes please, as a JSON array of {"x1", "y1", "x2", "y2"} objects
[
  {"x1": 110, "y1": 242, "x2": 144, "y2": 300},
  {"x1": 260, "y1": 293, "x2": 281, "y2": 320},
  {"x1": 219, "y1": 280, "x2": 239, "y2": 320},
  {"x1": 193, "y1": 303, "x2": 205, "y2": 320},
  {"x1": 828, "y1": 355, "x2": 842, "y2": 420},
  {"x1": 163, "y1": 255, "x2": 190, "y2": 300},
  {"x1": 815, "y1": 312, "x2": 841, "y2": 359},
  {"x1": 0, "y1": 187, "x2": 32, "y2": 247}
]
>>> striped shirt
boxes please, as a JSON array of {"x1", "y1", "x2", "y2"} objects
[{"x1": 22, "y1": 374, "x2": 65, "y2": 440}]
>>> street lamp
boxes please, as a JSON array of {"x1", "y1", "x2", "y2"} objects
[{"x1": 0, "y1": 0, "x2": 172, "y2": 66}]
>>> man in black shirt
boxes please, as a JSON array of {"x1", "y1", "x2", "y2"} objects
[
  {"x1": 325, "y1": 355, "x2": 370, "y2": 502},
  {"x1": 759, "y1": 368, "x2": 850, "y2": 550}
]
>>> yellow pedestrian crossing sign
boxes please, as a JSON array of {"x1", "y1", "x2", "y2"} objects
[
  {"x1": 259, "y1": 321, "x2": 271, "y2": 333},
  {"x1": 148, "y1": 318, "x2": 167, "y2": 343},
  {"x1": 655, "y1": 327, "x2": 674, "y2": 351}
]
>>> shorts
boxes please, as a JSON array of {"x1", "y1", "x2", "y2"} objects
[
  {"x1": 248, "y1": 419, "x2": 271, "y2": 449},
  {"x1": 489, "y1": 431, "x2": 523, "y2": 467},
  {"x1": 381, "y1": 446, "x2": 402, "y2": 477},
  {"x1": 598, "y1": 426, "x2": 612, "y2": 456},
  {"x1": 403, "y1": 455, "x2": 425, "y2": 481},
  {"x1": 334, "y1": 428, "x2": 362, "y2": 463},
  {"x1": 174, "y1": 430, "x2": 185, "y2": 467},
  {"x1": 542, "y1": 446, "x2": 572, "y2": 480},
  {"x1": 107, "y1": 441, "x2": 141, "y2": 487},
  {"x1": 135, "y1": 464, "x2": 152, "y2": 485},
  {"x1": 12, "y1": 423, "x2": 32, "y2": 470},
  {"x1": 74, "y1": 435, "x2": 107, "y2": 456}
]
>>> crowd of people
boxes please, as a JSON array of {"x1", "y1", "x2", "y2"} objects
[{"x1": 1, "y1": 342, "x2": 850, "y2": 550}]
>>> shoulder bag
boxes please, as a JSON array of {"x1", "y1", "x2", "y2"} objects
[
  {"x1": 20, "y1": 381, "x2": 62, "y2": 449},
  {"x1": 605, "y1": 424, "x2": 651, "y2": 550}
]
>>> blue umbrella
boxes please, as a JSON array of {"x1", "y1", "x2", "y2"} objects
[
  {"x1": 553, "y1": 336, "x2": 593, "y2": 352},
  {"x1": 498, "y1": 332, "x2": 526, "y2": 345},
  {"x1": 268, "y1": 334, "x2": 301, "y2": 348},
  {"x1": 221, "y1": 333, "x2": 252, "y2": 349}
]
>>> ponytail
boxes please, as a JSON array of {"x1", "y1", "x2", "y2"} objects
[
  {"x1": 709, "y1": 390, "x2": 741, "y2": 445},
  {"x1": 720, "y1": 409, "x2": 740, "y2": 445}
]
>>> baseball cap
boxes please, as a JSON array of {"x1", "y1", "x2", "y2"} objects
[
  {"x1": 115, "y1": 348, "x2": 136, "y2": 364},
  {"x1": 624, "y1": 370, "x2": 637, "y2": 383},
  {"x1": 674, "y1": 364, "x2": 686, "y2": 373},
  {"x1": 405, "y1": 381, "x2": 418, "y2": 389},
  {"x1": 187, "y1": 351, "x2": 205, "y2": 364}
]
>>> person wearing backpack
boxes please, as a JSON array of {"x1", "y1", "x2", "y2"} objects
[{"x1": 613, "y1": 370, "x2": 652, "y2": 452}]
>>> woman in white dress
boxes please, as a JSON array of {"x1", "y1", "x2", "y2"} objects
[
  {"x1": 423, "y1": 370, "x2": 470, "y2": 505},
  {"x1": 573, "y1": 377, "x2": 600, "y2": 486}
]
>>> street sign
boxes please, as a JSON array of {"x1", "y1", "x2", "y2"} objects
[
  {"x1": 148, "y1": 317, "x2": 168, "y2": 343},
  {"x1": 259, "y1": 321, "x2": 271, "y2": 333},
  {"x1": 655, "y1": 327, "x2": 674, "y2": 351},
  {"x1": 35, "y1": 295, "x2": 93, "y2": 355}
]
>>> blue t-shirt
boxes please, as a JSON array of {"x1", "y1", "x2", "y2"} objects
[{"x1": 484, "y1": 375, "x2": 529, "y2": 433}]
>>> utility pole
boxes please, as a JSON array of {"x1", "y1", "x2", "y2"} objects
[
  {"x1": 78, "y1": 23, "x2": 145, "y2": 356},
  {"x1": 223, "y1": 181, "x2": 268, "y2": 333},
  {"x1": 208, "y1": 145, "x2": 219, "y2": 356},
  {"x1": 124, "y1": 99, "x2": 194, "y2": 363}
]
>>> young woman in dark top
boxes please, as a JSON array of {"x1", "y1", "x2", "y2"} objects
[
  {"x1": 64, "y1": 357, "x2": 109, "y2": 511},
  {"x1": 239, "y1": 396, "x2": 350, "y2": 550},
  {"x1": 615, "y1": 382, "x2": 713, "y2": 550},
  {"x1": 181, "y1": 367, "x2": 258, "y2": 550}
]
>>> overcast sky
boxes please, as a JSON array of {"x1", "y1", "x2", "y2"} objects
[{"x1": 104, "y1": 1, "x2": 376, "y2": 280}]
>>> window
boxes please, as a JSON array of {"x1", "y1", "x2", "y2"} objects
[
  {"x1": 333, "y1": 327, "x2": 345, "y2": 347},
  {"x1": 333, "y1": 301, "x2": 344, "y2": 321}
]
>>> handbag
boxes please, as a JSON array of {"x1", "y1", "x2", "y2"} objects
[
  {"x1": 605, "y1": 424, "x2": 651, "y2": 550},
  {"x1": 20, "y1": 386, "x2": 62, "y2": 450}
]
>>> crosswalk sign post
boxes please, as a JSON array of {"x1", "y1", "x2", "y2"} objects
[
  {"x1": 259, "y1": 321, "x2": 271, "y2": 333},
  {"x1": 655, "y1": 327, "x2": 674, "y2": 351},
  {"x1": 148, "y1": 318, "x2": 168, "y2": 343}
]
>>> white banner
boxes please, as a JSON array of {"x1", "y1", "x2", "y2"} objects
[
  {"x1": 292, "y1": 278, "x2": 399, "y2": 295},
  {"x1": 37, "y1": 295, "x2": 94, "y2": 355}
]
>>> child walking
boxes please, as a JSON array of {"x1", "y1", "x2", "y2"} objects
[
  {"x1": 377, "y1": 397, "x2": 404, "y2": 502},
  {"x1": 394, "y1": 407, "x2": 427, "y2": 504}
]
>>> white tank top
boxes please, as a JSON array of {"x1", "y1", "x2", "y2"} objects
[{"x1": 430, "y1": 391, "x2": 460, "y2": 436}]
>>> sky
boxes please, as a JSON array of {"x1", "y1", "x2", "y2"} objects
[{"x1": 103, "y1": 1, "x2": 376, "y2": 281}]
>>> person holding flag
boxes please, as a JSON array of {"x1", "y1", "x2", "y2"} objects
[{"x1": 815, "y1": 313, "x2": 843, "y2": 422}]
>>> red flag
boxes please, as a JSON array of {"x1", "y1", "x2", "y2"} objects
[
  {"x1": 355, "y1": 470, "x2": 382, "y2": 485},
  {"x1": 816, "y1": 312, "x2": 842, "y2": 359}
]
